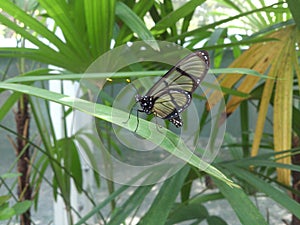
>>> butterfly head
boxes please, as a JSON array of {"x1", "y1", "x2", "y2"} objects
[{"x1": 135, "y1": 95, "x2": 154, "y2": 114}]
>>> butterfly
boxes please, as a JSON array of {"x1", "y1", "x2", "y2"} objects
[{"x1": 133, "y1": 50, "x2": 210, "y2": 131}]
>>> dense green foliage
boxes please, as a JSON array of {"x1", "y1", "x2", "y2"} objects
[{"x1": 0, "y1": 0, "x2": 300, "y2": 224}]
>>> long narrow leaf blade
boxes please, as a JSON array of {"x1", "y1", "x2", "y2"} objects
[
  {"x1": 0, "y1": 82, "x2": 235, "y2": 187},
  {"x1": 139, "y1": 166, "x2": 190, "y2": 225},
  {"x1": 116, "y1": 1, "x2": 159, "y2": 51},
  {"x1": 213, "y1": 176, "x2": 268, "y2": 225}
]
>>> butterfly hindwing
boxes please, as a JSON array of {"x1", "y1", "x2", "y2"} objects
[{"x1": 152, "y1": 89, "x2": 191, "y2": 119}]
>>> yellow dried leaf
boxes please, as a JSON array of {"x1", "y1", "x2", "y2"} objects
[{"x1": 273, "y1": 35, "x2": 294, "y2": 185}]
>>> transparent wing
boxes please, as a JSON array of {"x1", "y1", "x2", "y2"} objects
[
  {"x1": 152, "y1": 90, "x2": 191, "y2": 119},
  {"x1": 147, "y1": 50, "x2": 210, "y2": 97}
]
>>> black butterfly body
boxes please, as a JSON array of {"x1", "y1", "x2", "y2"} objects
[{"x1": 135, "y1": 50, "x2": 210, "y2": 128}]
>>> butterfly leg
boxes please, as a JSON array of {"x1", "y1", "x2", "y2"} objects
[
  {"x1": 123, "y1": 103, "x2": 136, "y2": 124},
  {"x1": 134, "y1": 109, "x2": 144, "y2": 132}
]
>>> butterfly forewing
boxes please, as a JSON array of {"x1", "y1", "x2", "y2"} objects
[{"x1": 147, "y1": 51, "x2": 209, "y2": 97}]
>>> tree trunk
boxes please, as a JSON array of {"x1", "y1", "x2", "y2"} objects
[{"x1": 15, "y1": 94, "x2": 32, "y2": 225}]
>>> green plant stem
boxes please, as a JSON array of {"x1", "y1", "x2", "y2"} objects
[{"x1": 240, "y1": 101, "x2": 250, "y2": 157}]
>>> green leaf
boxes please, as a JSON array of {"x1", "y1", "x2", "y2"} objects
[
  {"x1": 167, "y1": 3, "x2": 284, "y2": 42},
  {"x1": 0, "y1": 82, "x2": 236, "y2": 188},
  {"x1": 108, "y1": 185, "x2": 153, "y2": 225},
  {"x1": 0, "y1": 173, "x2": 21, "y2": 180},
  {"x1": 0, "y1": 48, "x2": 78, "y2": 72},
  {"x1": 116, "y1": 1, "x2": 159, "y2": 51},
  {"x1": 223, "y1": 133, "x2": 243, "y2": 160},
  {"x1": 31, "y1": 155, "x2": 49, "y2": 210},
  {"x1": 180, "y1": 169, "x2": 194, "y2": 202},
  {"x1": 0, "y1": 195, "x2": 11, "y2": 206},
  {"x1": 152, "y1": 0, "x2": 205, "y2": 32},
  {"x1": 287, "y1": 0, "x2": 300, "y2": 29},
  {"x1": 0, "y1": 206, "x2": 15, "y2": 220},
  {"x1": 213, "y1": 176, "x2": 268, "y2": 225},
  {"x1": 37, "y1": 0, "x2": 90, "y2": 60},
  {"x1": 12, "y1": 201, "x2": 32, "y2": 216},
  {"x1": 0, "y1": 1, "x2": 64, "y2": 52},
  {"x1": 139, "y1": 166, "x2": 190, "y2": 225},
  {"x1": 75, "y1": 133, "x2": 101, "y2": 187},
  {"x1": 207, "y1": 215, "x2": 227, "y2": 225},
  {"x1": 240, "y1": 101, "x2": 250, "y2": 157},
  {"x1": 181, "y1": 11, "x2": 194, "y2": 34},
  {"x1": 189, "y1": 192, "x2": 224, "y2": 204},
  {"x1": 116, "y1": 0, "x2": 155, "y2": 44},
  {"x1": 4, "y1": 71, "x2": 166, "y2": 83},
  {"x1": 0, "y1": 92, "x2": 20, "y2": 121},
  {"x1": 293, "y1": 106, "x2": 300, "y2": 136},
  {"x1": 59, "y1": 138, "x2": 83, "y2": 192},
  {"x1": 75, "y1": 170, "x2": 151, "y2": 225},
  {"x1": 211, "y1": 68, "x2": 272, "y2": 79},
  {"x1": 166, "y1": 202, "x2": 209, "y2": 225},
  {"x1": 0, "y1": 1, "x2": 84, "y2": 70},
  {"x1": 201, "y1": 81, "x2": 250, "y2": 98},
  {"x1": 83, "y1": 0, "x2": 116, "y2": 56},
  {"x1": 227, "y1": 165, "x2": 300, "y2": 219},
  {"x1": 108, "y1": 170, "x2": 164, "y2": 225}
]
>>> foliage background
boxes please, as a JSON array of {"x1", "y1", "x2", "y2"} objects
[{"x1": 0, "y1": 0, "x2": 300, "y2": 224}]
